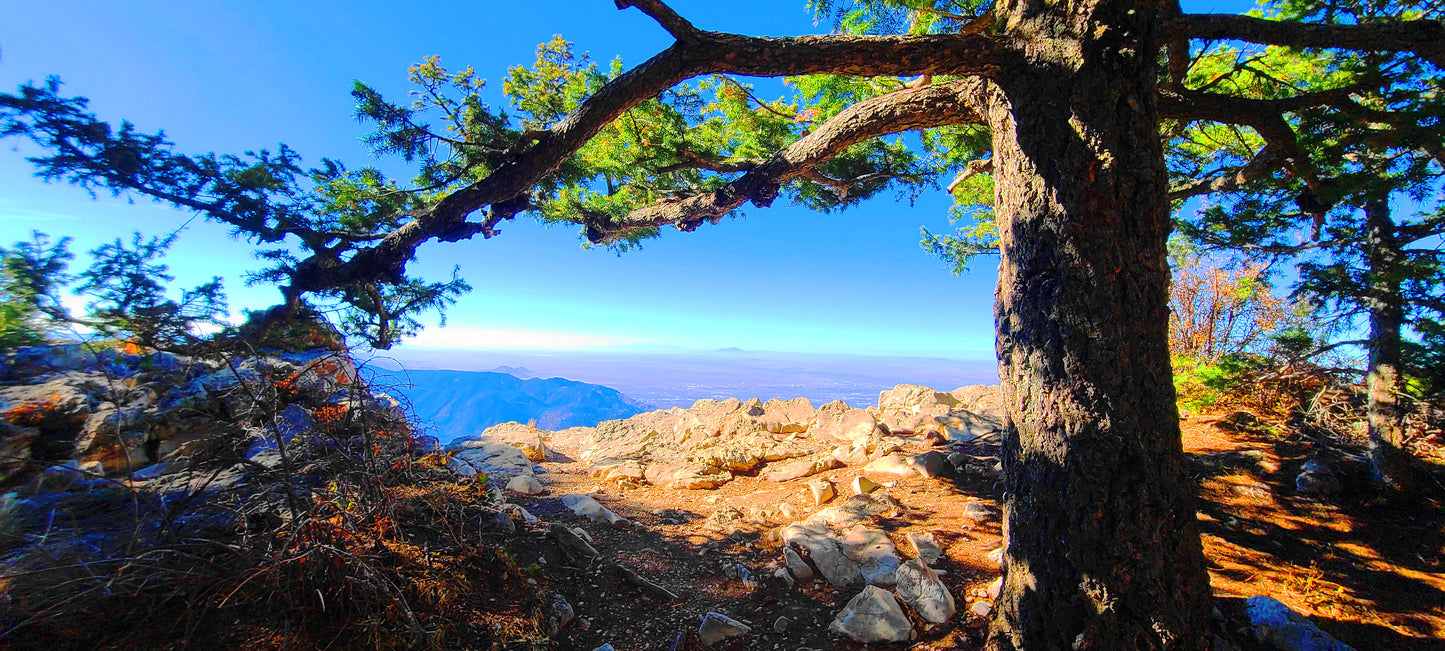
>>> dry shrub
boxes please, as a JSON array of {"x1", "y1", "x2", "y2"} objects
[{"x1": 0, "y1": 348, "x2": 544, "y2": 649}]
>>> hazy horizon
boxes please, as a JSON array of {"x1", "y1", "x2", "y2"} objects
[{"x1": 365, "y1": 345, "x2": 999, "y2": 409}]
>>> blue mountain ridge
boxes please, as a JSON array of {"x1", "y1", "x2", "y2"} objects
[{"x1": 367, "y1": 368, "x2": 651, "y2": 443}]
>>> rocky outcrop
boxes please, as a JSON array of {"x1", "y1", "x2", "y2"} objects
[{"x1": 466, "y1": 383, "x2": 1005, "y2": 494}]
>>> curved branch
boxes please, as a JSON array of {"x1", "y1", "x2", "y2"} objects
[
  {"x1": 287, "y1": 19, "x2": 1007, "y2": 295},
  {"x1": 584, "y1": 79, "x2": 991, "y2": 243},
  {"x1": 1173, "y1": 14, "x2": 1445, "y2": 67}
]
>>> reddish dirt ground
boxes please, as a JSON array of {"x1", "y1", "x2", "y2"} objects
[{"x1": 491, "y1": 412, "x2": 1445, "y2": 650}]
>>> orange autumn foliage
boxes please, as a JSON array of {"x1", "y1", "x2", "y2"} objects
[{"x1": 1169, "y1": 256, "x2": 1291, "y2": 362}]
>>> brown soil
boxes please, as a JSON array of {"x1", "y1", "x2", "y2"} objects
[{"x1": 484, "y1": 413, "x2": 1445, "y2": 651}]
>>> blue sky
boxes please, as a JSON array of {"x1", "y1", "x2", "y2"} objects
[{"x1": 0, "y1": 0, "x2": 1251, "y2": 358}]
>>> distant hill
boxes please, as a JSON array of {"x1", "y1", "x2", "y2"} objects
[{"x1": 371, "y1": 368, "x2": 650, "y2": 442}]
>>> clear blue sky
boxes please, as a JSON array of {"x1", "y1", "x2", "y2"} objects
[{"x1": 0, "y1": 0, "x2": 1251, "y2": 357}]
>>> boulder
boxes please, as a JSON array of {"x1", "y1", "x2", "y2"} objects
[
  {"x1": 851, "y1": 476, "x2": 881, "y2": 495},
  {"x1": 780, "y1": 523, "x2": 863, "y2": 587},
  {"x1": 949, "y1": 385, "x2": 1005, "y2": 421},
  {"x1": 841, "y1": 525, "x2": 902, "y2": 586},
  {"x1": 808, "y1": 494, "x2": 899, "y2": 527},
  {"x1": 894, "y1": 559, "x2": 956, "y2": 623},
  {"x1": 445, "y1": 442, "x2": 534, "y2": 482},
  {"x1": 876, "y1": 384, "x2": 959, "y2": 433},
  {"x1": 863, "y1": 453, "x2": 919, "y2": 477},
  {"x1": 697, "y1": 612, "x2": 751, "y2": 647},
  {"x1": 506, "y1": 475, "x2": 544, "y2": 495},
  {"x1": 909, "y1": 451, "x2": 951, "y2": 478},
  {"x1": 828, "y1": 585, "x2": 913, "y2": 644}
]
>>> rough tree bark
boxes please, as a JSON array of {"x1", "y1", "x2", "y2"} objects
[
  {"x1": 986, "y1": 0, "x2": 1212, "y2": 647},
  {"x1": 1363, "y1": 196, "x2": 1412, "y2": 489}
]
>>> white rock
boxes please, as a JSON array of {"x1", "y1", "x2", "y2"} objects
[
  {"x1": 906, "y1": 531, "x2": 943, "y2": 565},
  {"x1": 506, "y1": 475, "x2": 544, "y2": 495},
  {"x1": 697, "y1": 612, "x2": 751, "y2": 647},
  {"x1": 807, "y1": 479, "x2": 836, "y2": 505},
  {"x1": 828, "y1": 585, "x2": 913, "y2": 644},
  {"x1": 780, "y1": 523, "x2": 862, "y2": 587},
  {"x1": 895, "y1": 559, "x2": 956, "y2": 624},
  {"x1": 970, "y1": 600, "x2": 993, "y2": 618},
  {"x1": 560, "y1": 493, "x2": 631, "y2": 529}
]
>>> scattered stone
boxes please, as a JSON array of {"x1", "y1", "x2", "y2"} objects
[
  {"x1": 545, "y1": 592, "x2": 575, "y2": 636},
  {"x1": 807, "y1": 493, "x2": 900, "y2": 526},
  {"x1": 969, "y1": 600, "x2": 993, "y2": 618},
  {"x1": 851, "y1": 476, "x2": 881, "y2": 495},
  {"x1": 783, "y1": 546, "x2": 815, "y2": 581},
  {"x1": 987, "y1": 576, "x2": 1003, "y2": 600},
  {"x1": 503, "y1": 503, "x2": 539, "y2": 524},
  {"x1": 697, "y1": 612, "x2": 751, "y2": 647},
  {"x1": 492, "y1": 510, "x2": 516, "y2": 535},
  {"x1": 962, "y1": 501, "x2": 996, "y2": 522},
  {"x1": 506, "y1": 475, "x2": 544, "y2": 495},
  {"x1": 774, "y1": 567, "x2": 795, "y2": 588},
  {"x1": 827, "y1": 585, "x2": 913, "y2": 644},
  {"x1": 808, "y1": 479, "x2": 836, "y2": 505},
  {"x1": 906, "y1": 532, "x2": 943, "y2": 565},
  {"x1": 591, "y1": 645, "x2": 616, "y2": 651},
  {"x1": 984, "y1": 546, "x2": 1004, "y2": 569},
  {"x1": 773, "y1": 616, "x2": 790, "y2": 633},
  {"x1": 778, "y1": 501, "x2": 801, "y2": 521},
  {"x1": 560, "y1": 493, "x2": 631, "y2": 529},
  {"x1": 1245, "y1": 596, "x2": 1355, "y2": 651},
  {"x1": 894, "y1": 558, "x2": 956, "y2": 624}
]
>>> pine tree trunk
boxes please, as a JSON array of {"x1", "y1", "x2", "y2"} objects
[
  {"x1": 984, "y1": 0, "x2": 1212, "y2": 647},
  {"x1": 1363, "y1": 197, "x2": 1412, "y2": 489}
]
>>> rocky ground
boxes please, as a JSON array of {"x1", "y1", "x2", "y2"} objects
[
  {"x1": 452, "y1": 385, "x2": 1445, "y2": 651},
  {"x1": 2, "y1": 336, "x2": 1442, "y2": 650}
]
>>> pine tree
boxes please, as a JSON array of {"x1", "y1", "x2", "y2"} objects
[{"x1": 3, "y1": 1, "x2": 1441, "y2": 647}]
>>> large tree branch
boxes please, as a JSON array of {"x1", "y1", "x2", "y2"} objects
[
  {"x1": 1173, "y1": 14, "x2": 1445, "y2": 67},
  {"x1": 584, "y1": 79, "x2": 991, "y2": 243},
  {"x1": 286, "y1": 18, "x2": 1006, "y2": 295}
]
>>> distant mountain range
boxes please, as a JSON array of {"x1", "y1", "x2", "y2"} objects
[{"x1": 369, "y1": 368, "x2": 651, "y2": 443}]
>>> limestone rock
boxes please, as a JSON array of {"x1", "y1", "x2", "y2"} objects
[
  {"x1": 807, "y1": 478, "x2": 836, "y2": 505},
  {"x1": 851, "y1": 476, "x2": 881, "y2": 495},
  {"x1": 984, "y1": 546, "x2": 1005, "y2": 569},
  {"x1": 828, "y1": 585, "x2": 912, "y2": 644},
  {"x1": 781, "y1": 523, "x2": 863, "y2": 587},
  {"x1": 876, "y1": 384, "x2": 959, "y2": 433},
  {"x1": 763, "y1": 456, "x2": 841, "y2": 482},
  {"x1": 962, "y1": 501, "x2": 996, "y2": 522},
  {"x1": 783, "y1": 546, "x2": 814, "y2": 581},
  {"x1": 841, "y1": 525, "x2": 902, "y2": 586},
  {"x1": 560, "y1": 493, "x2": 631, "y2": 529},
  {"x1": 644, "y1": 463, "x2": 732, "y2": 490},
  {"x1": 697, "y1": 612, "x2": 751, "y2": 647},
  {"x1": 895, "y1": 559, "x2": 956, "y2": 624},
  {"x1": 506, "y1": 475, "x2": 544, "y2": 495},
  {"x1": 813, "y1": 408, "x2": 880, "y2": 445},
  {"x1": 969, "y1": 600, "x2": 993, "y2": 618},
  {"x1": 808, "y1": 494, "x2": 900, "y2": 527},
  {"x1": 863, "y1": 453, "x2": 919, "y2": 477},
  {"x1": 1245, "y1": 596, "x2": 1355, "y2": 651},
  {"x1": 906, "y1": 532, "x2": 943, "y2": 565},
  {"x1": 949, "y1": 384, "x2": 1005, "y2": 422},
  {"x1": 762, "y1": 397, "x2": 815, "y2": 434}
]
